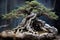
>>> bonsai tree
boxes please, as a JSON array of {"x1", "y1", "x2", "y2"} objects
[{"x1": 1, "y1": 0, "x2": 58, "y2": 40}]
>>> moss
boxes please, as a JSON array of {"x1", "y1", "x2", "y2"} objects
[{"x1": 38, "y1": 31, "x2": 48, "y2": 34}]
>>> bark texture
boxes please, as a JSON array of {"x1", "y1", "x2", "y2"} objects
[{"x1": 0, "y1": 12, "x2": 58, "y2": 40}]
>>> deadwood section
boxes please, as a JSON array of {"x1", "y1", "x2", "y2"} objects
[{"x1": 0, "y1": 12, "x2": 58, "y2": 40}]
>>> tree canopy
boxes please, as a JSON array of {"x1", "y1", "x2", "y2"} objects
[{"x1": 2, "y1": 0, "x2": 58, "y2": 20}]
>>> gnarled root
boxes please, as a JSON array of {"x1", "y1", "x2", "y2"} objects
[{"x1": 0, "y1": 13, "x2": 58, "y2": 40}]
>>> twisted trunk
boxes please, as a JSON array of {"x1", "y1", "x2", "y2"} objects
[{"x1": 0, "y1": 12, "x2": 58, "y2": 40}]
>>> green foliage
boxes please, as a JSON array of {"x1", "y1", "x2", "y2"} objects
[
  {"x1": 2, "y1": 9, "x2": 25, "y2": 19},
  {"x1": 48, "y1": 12, "x2": 58, "y2": 20},
  {"x1": 25, "y1": 0, "x2": 36, "y2": 2},
  {"x1": 29, "y1": 1, "x2": 39, "y2": 7},
  {"x1": 2, "y1": 0, "x2": 58, "y2": 20}
]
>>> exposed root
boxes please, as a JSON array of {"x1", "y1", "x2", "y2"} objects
[{"x1": 0, "y1": 12, "x2": 58, "y2": 40}]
